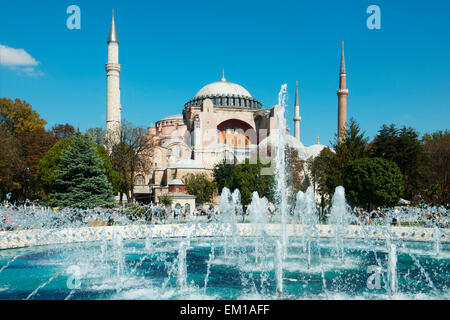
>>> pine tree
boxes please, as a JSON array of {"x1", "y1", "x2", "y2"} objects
[{"x1": 50, "y1": 132, "x2": 115, "y2": 208}]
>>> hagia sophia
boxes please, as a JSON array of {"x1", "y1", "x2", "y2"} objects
[{"x1": 105, "y1": 12, "x2": 349, "y2": 208}]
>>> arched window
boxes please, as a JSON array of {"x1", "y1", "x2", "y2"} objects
[{"x1": 135, "y1": 174, "x2": 145, "y2": 186}]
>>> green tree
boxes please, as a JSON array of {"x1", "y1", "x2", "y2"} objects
[
  {"x1": 37, "y1": 137, "x2": 122, "y2": 201},
  {"x1": 95, "y1": 145, "x2": 123, "y2": 194},
  {"x1": 308, "y1": 147, "x2": 341, "y2": 198},
  {"x1": 158, "y1": 194, "x2": 173, "y2": 207},
  {"x1": 370, "y1": 124, "x2": 427, "y2": 201},
  {"x1": 332, "y1": 118, "x2": 369, "y2": 167},
  {"x1": 49, "y1": 133, "x2": 115, "y2": 208},
  {"x1": 308, "y1": 118, "x2": 369, "y2": 200},
  {"x1": 422, "y1": 129, "x2": 449, "y2": 143},
  {"x1": 183, "y1": 173, "x2": 216, "y2": 204},
  {"x1": 344, "y1": 157, "x2": 404, "y2": 209},
  {"x1": 36, "y1": 137, "x2": 74, "y2": 201},
  {"x1": 213, "y1": 159, "x2": 274, "y2": 206},
  {"x1": 213, "y1": 159, "x2": 236, "y2": 194}
]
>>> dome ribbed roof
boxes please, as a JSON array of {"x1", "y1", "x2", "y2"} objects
[{"x1": 194, "y1": 81, "x2": 252, "y2": 98}]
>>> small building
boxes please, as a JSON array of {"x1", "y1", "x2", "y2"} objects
[{"x1": 166, "y1": 178, "x2": 196, "y2": 216}]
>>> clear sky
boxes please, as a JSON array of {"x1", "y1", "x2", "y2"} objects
[{"x1": 0, "y1": 0, "x2": 449, "y2": 146}]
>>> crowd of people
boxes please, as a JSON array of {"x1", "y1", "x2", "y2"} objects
[{"x1": 1, "y1": 201, "x2": 448, "y2": 231}]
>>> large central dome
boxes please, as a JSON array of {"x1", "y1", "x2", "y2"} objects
[
  {"x1": 185, "y1": 76, "x2": 262, "y2": 110},
  {"x1": 194, "y1": 81, "x2": 253, "y2": 99}
]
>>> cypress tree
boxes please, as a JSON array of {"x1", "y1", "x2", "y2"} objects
[{"x1": 50, "y1": 132, "x2": 115, "y2": 208}]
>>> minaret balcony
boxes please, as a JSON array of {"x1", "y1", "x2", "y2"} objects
[{"x1": 105, "y1": 63, "x2": 121, "y2": 72}]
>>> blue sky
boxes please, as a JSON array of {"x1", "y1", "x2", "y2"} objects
[{"x1": 0, "y1": 0, "x2": 449, "y2": 146}]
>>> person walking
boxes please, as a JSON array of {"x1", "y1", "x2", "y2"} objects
[{"x1": 180, "y1": 206, "x2": 185, "y2": 220}]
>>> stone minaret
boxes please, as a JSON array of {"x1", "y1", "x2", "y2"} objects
[
  {"x1": 337, "y1": 41, "x2": 348, "y2": 142},
  {"x1": 106, "y1": 10, "x2": 121, "y2": 144},
  {"x1": 293, "y1": 80, "x2": 301, "y2": 140}
]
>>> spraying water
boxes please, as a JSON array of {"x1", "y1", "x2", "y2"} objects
[
  {"x1": 219, "y1": 187, "x2": 237, "y2": 259},
  {"x1": 387, "y1": 244, "x2": 398, "y2": 297},
  {"x1": 275, "y1": 240, "x2": 284, "y2": 298},
  {"x1": 433, "y1": 227, "x2": 441, "y2": 258},
  {"x1": 112, "y1": 229, "x2": 125, "y2": 279},
  {"x1": 248, "y1": 191, "x2": 269, "y2": 265},
  {"x1": 177, "y1": 240, "x2": 189, "y2": 290},
  {"x1": 300, "y1": 187, "x2": 318, "y2": 268},
  {"x1": 145, "y1": 226, "x2": 154, "y2": 254},
  {"x1": 274, "y1": 84, "x2": 289, "y2": 259},
  {"x1": 329, "y1": 186, "x2": 350, "y2": 261}
]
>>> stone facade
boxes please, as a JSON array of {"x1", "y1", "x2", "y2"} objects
[
  {"x1": 133, "y1": 77, "x2": 285, "y2": 204},
  {"x1": 105, "y1": 14, "x2": 349, "y2": 206}
]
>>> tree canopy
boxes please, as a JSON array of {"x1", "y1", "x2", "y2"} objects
[
  {"x1": 49, "y1": 133, "x2": 115, "y2": 208},
  {"x1": 52, "y1": 123, "x2": 75, "y2": 140},
  {"x1": 213, "y1": 159, "x2": 274, "y2": 206},
  {"x1": 38, "y1": 136, "x2": 122, "y2": 202},
  {"x1": 370, "y1": 124, "x2": 427, "y2": 201},
  {"x1": 309, "y1": 118, "x2": 369, "y2": 199},
  {"x1": 422, "y1": 132, "x2": 450, "y2": 205},
  {"x1": 0, "y1": 98, "x2": 56, "y2": 201},
  {"x1": 183, "y1": 173, "x2": 216, "y2": 204},
  {"x1": 0, "y1": 98, "x2": 46, "y2": 137},
  {"x1": 107, "y1": 120, "x2": 153, "y2": 203},
  {"x1": 344, "y1": 157, "x2": 404, "y2": 209}
]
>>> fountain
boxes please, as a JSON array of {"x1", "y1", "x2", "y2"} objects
[{"x1": 0, "y1": 84, "x2": 448, "y2": 300}]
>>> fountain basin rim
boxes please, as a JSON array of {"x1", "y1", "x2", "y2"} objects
[{"x1": 0, "y1": 224, "x2": 447, "y2": 250}]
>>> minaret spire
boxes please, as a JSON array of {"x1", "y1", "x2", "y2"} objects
[
  {"x1": 340, "y1": 41, "x2": 346, "y2": 74},
  {"x1": 337, "y1": 41, "x2": 348, "y2": 142},
  {"x1": 293, "y1": 80, "x2": 301, "y2": 140},
  {"x1": 108, "y1": 10, "x2": 118, "y2": 44}
]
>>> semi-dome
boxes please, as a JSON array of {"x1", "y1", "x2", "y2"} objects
[
  {"x1": 162, "y1": 114, "x2": 183, "y2": 121},
  {"x1": 194, "y1": 81, "x2": 253, "y2": 99}
]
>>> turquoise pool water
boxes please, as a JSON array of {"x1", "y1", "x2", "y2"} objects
[{"x1": 0, "y1": 237, "x2": 448, "y2": 300}]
